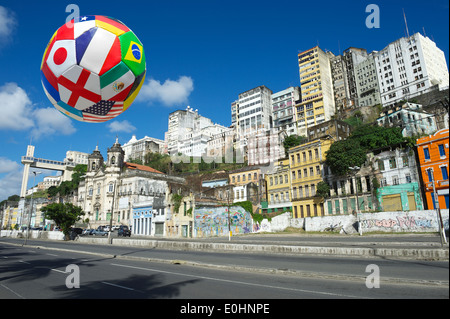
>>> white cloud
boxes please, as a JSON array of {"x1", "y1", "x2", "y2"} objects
[
  {"x1": 0, "y1": 82, "x2": 76, "y2": 139},
  {"x1": 31, "y1": 107, "x2": 76, "y2": 139},
  {"x1": 0, "y1": 83, "x2": 34, "y2": 130},
  {"x1": 0, "y1": 6, "x2": 16, "y2": 39},
  {"x1": 107, "y1": 120, "x2": 136, "y2": 133},
  {"x1": 0, "y1": 157, "x2": 20, "y2": 174},
  {"x1": 0, "y1": 157, "x2": 22, "y2": 201},
  {"x1": 138, "y1": 76, "x2": 194, "y2": 107}
]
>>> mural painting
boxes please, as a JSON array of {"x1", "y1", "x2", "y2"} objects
[{"x1": 193, "y1": 206, "x2": 253, "y2": 237}]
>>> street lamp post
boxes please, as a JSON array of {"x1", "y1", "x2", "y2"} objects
[
  {"x1": 108, "y1": 180, "x2": 117, "y2": 244},
  {"x1": 427, "y1": 168, "x2": 447, "y2": 246},
  {"x1": 25, "y1": 171, "x2": 41, "y2": 245},
  {"x1": 349, "y1": 166, "x2": 362, "y2": 236}
]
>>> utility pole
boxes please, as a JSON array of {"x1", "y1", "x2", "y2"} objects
[
  {"x1": 25, "y1": 171, "x2": 41, "y2": 245},
  {"x1": 349, "y1": 166, "x2": 363, "y2": 236},
  {"x1": 108, "y1": 180, "x2": 117, "y2": 244},
  {"x1": 428, "y1": 168, "x2": 447, "y2": 246}
]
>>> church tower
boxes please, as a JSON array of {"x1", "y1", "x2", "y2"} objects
[
  {"x1": 87, "y1": 145, "x2": 104, "y2": 173},
  {"x1": 106, "y1": 137, "x2": 125, "y2": 172}
]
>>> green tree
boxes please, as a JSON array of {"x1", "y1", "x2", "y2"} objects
[
  {"x1": 316, "y1": 181, "x2": 331, "y2": 199},
  {"x1": 325, "y1": 124, "x2": 406, "y2": 176},
  {"x1": 41, "y1": 203, "x2": 85, "y2": 240},
  {"x1": 325, "y1": 139, "x2": 367, "y2": 176}
]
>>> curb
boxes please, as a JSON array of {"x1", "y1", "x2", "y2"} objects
[{"x1": 75, "y1": 237, "x2": 449, "y2": 260}]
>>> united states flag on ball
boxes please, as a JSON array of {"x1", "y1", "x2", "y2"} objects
[{"x1": 40, "y1": 16, "x2": 146, "y2": 123}]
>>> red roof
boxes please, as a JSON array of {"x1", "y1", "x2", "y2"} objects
[{"x1": 124, "y1": 162, "x2": 163, "y2": 174}]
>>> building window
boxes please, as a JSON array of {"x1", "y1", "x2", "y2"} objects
[
  {"x1": 378, "y1": 160, "x2": 385, "y2": 171},
  {"x1": 389, "y1": 158, "x2": 397, "y2": 169},
  {"x1": 439, "y1": 144, "x2": 445, "y2": 157},
  {"x1": 392, "y1": 176, "x2": 399, "y2": 185},
  {"x1": 427, "y1": 169, "x2": 434, "y2": 182},
  {"x1": 424, "y1": 147, "x2": 430, "y2": 160},
  {"x1": 441, "y1": 166, "x2": 449, "y2": 180},
  {"x1": 406, "y1": 174, "x2": 412, "y2": 183}
]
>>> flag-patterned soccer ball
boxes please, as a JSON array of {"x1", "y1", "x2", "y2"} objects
[{"x1": 40, "y1": 16, "x2": 146, "y2": 123}]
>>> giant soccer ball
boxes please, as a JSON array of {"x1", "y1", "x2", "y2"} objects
[{"x1": 40, "y1": 16, "x2": 146, "y2": 123}]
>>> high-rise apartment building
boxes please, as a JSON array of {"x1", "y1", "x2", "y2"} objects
[
  {"x1": 166, "y1": 106, "x2": 214, "y2": 156},
  {"x1": 236, "y1": 85, "x2": 273, "y2": 138},
  {"x1": 342, "y1": 47, "x2": 368, "y2": 106},
  {"x1": 166, "y1": 106, "x2": 229, "y2": 157},
  {"x1": 272, "y1": 86, "x2": 301, "y2": 136},
  {"x1": 297, "y1": 46, "x2": 335, "y2": 136},
  {"x1": 355, "y1": 52, "x2": 382, "y2": 107},
  {"x1": 374, "y1": 32, "x2": 449, "y2": 107},
  {"x1": 330, "y1": 54, "x2": 350, "y2": 112}
]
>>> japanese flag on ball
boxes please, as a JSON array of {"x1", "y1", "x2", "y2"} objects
[{"x1": 40, "y1": 16, "x2": 146, "y2": 123}]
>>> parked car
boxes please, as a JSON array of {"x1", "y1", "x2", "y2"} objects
[
  {"x1": 118, "y1": 225, "x2": 131, "y2": 237},
  {"x1": 82, "y1": 229, "x2": 94, "y2": 236},
  {"x1": 92, "y1": 229, "x2": 108, "y2": 236}
]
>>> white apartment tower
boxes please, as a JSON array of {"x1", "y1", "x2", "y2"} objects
[
  {"x1": 374, "y1": 32, "x2": 449, "y2": 107},
  {"x1": 272, "y1": 86, "x2": 301, "y2": 136},
  {"x1": 236, "y1": 85, "x2": 273, "y2": 139},
  {"x1": 166, "y1": 106, "x2": 229, "y2": 157},
  {"x1": 355, "y1": 52, "x2": 382, "y2": 107}
]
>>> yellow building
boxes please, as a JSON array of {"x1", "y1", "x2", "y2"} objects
[
  {"x1": 289, "y1": 137, "x2": 333, "y2": 218},
  {"x1": 229, "y1": 166, "x2": 266, "y2": 212},
  {"x1": 297, "y1": 46, "x2": 335, "y2": 137},
  {"x1": 264, "y1": 159, "x2": 291, "y2": 213}
]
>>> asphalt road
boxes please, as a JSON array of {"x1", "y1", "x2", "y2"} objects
[{"x1": 0, "y1": 237, "x2": 448, "y2": 303}]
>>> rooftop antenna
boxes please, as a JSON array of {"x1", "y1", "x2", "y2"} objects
[
  {"x1": 422, "y1": 27, "x2": 427, "y2": 37},
  {"x1": 403, "y1": 8, "x2": 410, "y2": 38}
]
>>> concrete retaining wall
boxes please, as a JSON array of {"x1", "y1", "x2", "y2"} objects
[
  {"x1": 254, "y1": 209, "x2": 449, "y2": 234},
  {"x1": 0, "y1": 230, "x2": 65, "y2": 240}
]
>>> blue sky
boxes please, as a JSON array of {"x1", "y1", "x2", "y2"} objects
[{"x1": 0, "y1": 0, "x2": 449, "y2": 201}]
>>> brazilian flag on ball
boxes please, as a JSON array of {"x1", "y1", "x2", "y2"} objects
[{"x1": 40, "y1": 15, "x2": 146, "y2": 123}]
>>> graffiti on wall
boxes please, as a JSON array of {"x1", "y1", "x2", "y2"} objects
[
  {"x1": 194, "y1": 206, "x2": 253, "y2": 237},
  {"x1": 360, "y1": 215, "x2": 437, "y2": 230}
]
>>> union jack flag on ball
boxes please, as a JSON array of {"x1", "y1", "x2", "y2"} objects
[{"x1": 41, "y1": 16, "x2": 146, "y2": 123}]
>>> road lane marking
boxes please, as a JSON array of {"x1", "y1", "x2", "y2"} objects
[
  {"x1": 110, "y1": 262, "x2": 368, "y2": 299},
  {"x1": 46, "y1": 253, "x2": 59, "y2": 257},
  {"x1": 51, "y1": 268, "x2": 68, "y2": 274},
  {"x1": 19, "y1": 260, "x2": 30, "y2": 264},
  {"x1": 1, "y1": 284, "x2": 25, "y2": 299},
  {"x1": 101, "y1": 281, "x2": 142, "y2": 292}
]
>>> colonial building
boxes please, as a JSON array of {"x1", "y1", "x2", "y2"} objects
[
  {"x1": 323, "y1": 145, "x2": 424, "y2": 215},
  {"x1": 264, "y1": 159, "x2": 292, "y2": 214},
  {"x1": 416, "y1": 128, "x2": 449, "y2": 210},
  {"x1": 290, "y1": 120, "x2": 352, "y2": 217},
  {"x1": 77, "y1": 139, "x2": 184, "y2": 235},
  {"x1": 377, "y1": 102, "x2": 437, "y2": 137}
]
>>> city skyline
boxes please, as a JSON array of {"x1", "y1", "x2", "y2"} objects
[{"x1": 0, "y1": 0, "x2": 449, "y2": 201}]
